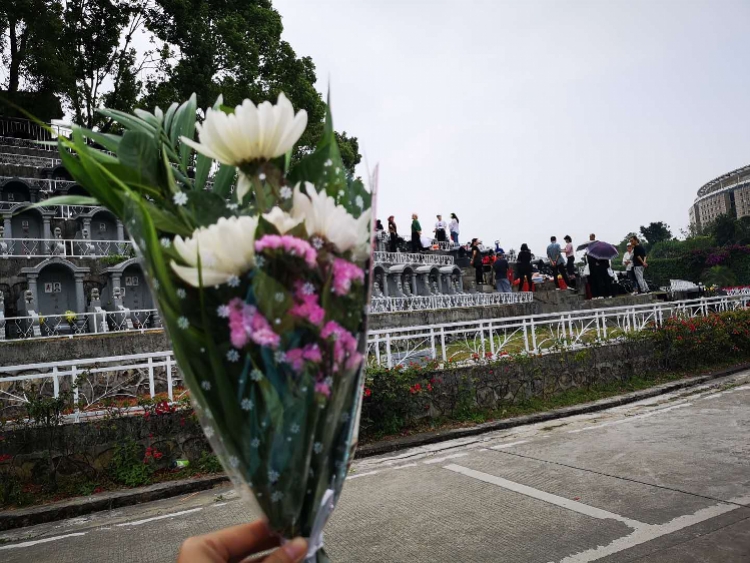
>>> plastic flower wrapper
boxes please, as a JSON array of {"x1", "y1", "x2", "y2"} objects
[{"x1": 40, "y1": 93, "x2": 374, "y2": 562}]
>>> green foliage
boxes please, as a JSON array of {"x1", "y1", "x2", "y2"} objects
[
  {"x1": 649, "y1": 237, "x2": 713, "y2": 259},
  {"x1": 702, "y1": 266, "x2": 737, "y2": 288},
  {"x1": 196, "y1": 451, "x2": 223, "y2": 474},
  {"x1": 639, "y1": 221, "x2": 673, "y2": 248},
  {"x1": 644, "y1": 258, "x2": 699, "y2": 287},
  {"x1": 109, "y1": 438, "x2": 152, "y2": 487}
]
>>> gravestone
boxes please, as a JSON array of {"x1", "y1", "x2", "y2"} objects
[
  {"x1": 88, "y1": 287, "x2": 108, "y2": 333},
  {"x1": 37, "y1": 263, "x2": 76, "y2": 316}
]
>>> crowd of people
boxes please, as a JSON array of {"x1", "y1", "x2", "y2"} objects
[
  {"x1": 379, "y1": 213, "x2": 461, "y2": 253},
  {"x1": 375, "y1": 216, "x2": 651, "y2": 299}
]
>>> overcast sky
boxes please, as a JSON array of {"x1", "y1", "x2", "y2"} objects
[{"x1": 273, "y1": 0, "x2": 750, "y2": 253}]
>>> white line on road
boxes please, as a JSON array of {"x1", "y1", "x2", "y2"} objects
[
  {"x1": 392, "y1": 463, "x2": 418, "y2": 470},
  {"x1": 115, "y1": 507, "x2": 203, "y2": 527},
  {"x1": 0, "y1": 532, "x2": 88, "y2": 550},
  {"x1": 568, "y1": 403, "x2": 692, "y2": 433},
  {"x1": 444, "y1": 464, "x2": 743, "y2": 563},
  {"x1": 443, "y1": 464, "x2": 643, "y2": 528},
  {"x1": 424, "y1": 453, "x2": 468, "y2": 464},
  {"x1": 490, "y1": 440, "x2": 529, "y2": 449},
  {"x1": 347, "y1": 471, "x2": 379, "y2": 480}
]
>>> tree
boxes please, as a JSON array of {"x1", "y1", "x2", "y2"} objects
[
  {"x1": 617, "y1": 232, "x2": 638, "y2": 255},
  {"x1": 144, "y1": 0, "x2": 361, "y2": 175},
  {"x1": 0, "y1": 1, "x2": 66, "y2": 93},
  {"x1": 60, "y1": 0, "x2": 156, "y2": 129},
  {"x1": 639, "y1": 222, "x2": 672, "y2": 248}
]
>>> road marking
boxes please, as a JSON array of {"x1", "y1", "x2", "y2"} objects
[
  {"x1": 392, "y1": 463, "x2": 418, "y2": 470},
  {"x1": 557, "y1": 501, "x2": 738, "y2": 562},
  {"x1": 443, "y1": 464, "x2": 643, "y2": 528},
  {"x1": 347, "y1": 471, "x2": 378, "y2": 480},
  {"x1": 568, "y1": 403, "x2": 692, "y2": 433},
  {"x1": 115, "y1": 507, "x2": 203, "y2": 526},
  {"x1": 424, "y1": 453, "x2": 468, "y2": 464},
  {"x1": 490, "y1": 440, "x2": 529, "y2": 449},
  {"x1": 0, "y1": 532, "x2": 88, "y2": 550},
  {"x1": 444, "y1": 464, "x2": 743, "y2": 563},
  {"x1": 213, "y1": 503, "x2": 227, "y2": 508}
]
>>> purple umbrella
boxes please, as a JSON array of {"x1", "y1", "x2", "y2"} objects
[{"x1": 586, "y1": 241, "x2": 619, "y2": 260}]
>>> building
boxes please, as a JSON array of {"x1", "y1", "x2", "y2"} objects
[{"x1": 689, "y1": 164, "x2": 750, "y2": 232}]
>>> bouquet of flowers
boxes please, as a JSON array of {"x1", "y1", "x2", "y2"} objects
[{"x1": 42, "y1": 93, "x2": 373, "y2": 561}]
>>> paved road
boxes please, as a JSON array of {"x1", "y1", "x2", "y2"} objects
[{"x1": 2, "y1": 372, "x2": 750, "y2": 562}]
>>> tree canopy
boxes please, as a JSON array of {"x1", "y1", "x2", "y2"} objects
[
  {"x1": 0, "y1": 0, "x2": 362, "y2": 174},
  {"x1": 639, "y1": 222, "x2": 672, "y2": 248}
]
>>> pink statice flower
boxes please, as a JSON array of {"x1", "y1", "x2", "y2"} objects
[
  {"x1": 321, "y1": 321, "x2": 363, "y2": 373},
  {"x1": 314, "y1": 379, "x2": 331, "y2": 398},
  {"x1": 331, "y1": 258, "x2": 365, "y2": 296},
  {"x1": 285, "y1": 343, "x2": 323, "y2": 373},
  {"x1": 290, "y1": 281, "x2": 325, "y2": 326},
  {"x1": 255, "y1": 235, "x2": 318, "y2": 268},
  {"x1": 226, "y1": 297, "x2": 280, "y2": 350}
]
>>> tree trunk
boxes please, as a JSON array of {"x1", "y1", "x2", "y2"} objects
[{"x1": 7, "y1": 18, "x2": 28, "y2": 94}]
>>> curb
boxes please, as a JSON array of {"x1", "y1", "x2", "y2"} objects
[
  {"x1": 355, "y1": 362, "x2": 750, "y2": 459},
  {"x1": 0, "y1": 475, "x2": 228, "y2": 532},
  {"x1": 2, "y1": 363, "x2": 747, "y2": 532}
]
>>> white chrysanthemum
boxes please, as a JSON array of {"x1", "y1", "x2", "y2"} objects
[
  {"x1": 263, "y1": 206, "x2": 303, "y2": 234},
  {"x1": 171, "y1": 215, "x2": 258, "y2": 287},
  {"x1": 291, "y1": 183, "x2": 369, "y2": 255},
  {"x1": 181, "y1": 93, "x2": 307, "y2": 166}
]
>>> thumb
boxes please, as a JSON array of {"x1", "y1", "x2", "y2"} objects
[{"x1": 263, "y1": 538, "x2": 308, "y2": 563}]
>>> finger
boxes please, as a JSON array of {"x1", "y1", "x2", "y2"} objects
[
  {"x1": 179, "y1": 520, "x2": 280, "y2": 563},
  {"x1": 261, "y1": 538, "x2": 308, "y2": 563}
]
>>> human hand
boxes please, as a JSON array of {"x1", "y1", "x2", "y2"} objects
[{"x1": 178, "y1": 519, "x2": 308, "y2": 563}]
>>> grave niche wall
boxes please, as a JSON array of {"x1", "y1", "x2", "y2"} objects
[
  {"x1": 89, "y1": 211, "x2": 117, "y2": 242},
  {"x1": 37, "y1": 264, "x2": 76, "y2": 315},
  {"x1": 10, "y1": 208, "x2": 42, "y2": 239},
  {"x1": 1, "y1": 180, "x2": 31, "y2": 203}
]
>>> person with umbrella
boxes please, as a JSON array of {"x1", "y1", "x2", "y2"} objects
[{"x1": 585, "y1": 238, "x2": 619, "y2": 299}]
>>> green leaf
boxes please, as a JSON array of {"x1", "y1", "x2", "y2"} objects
[
  {"x1": 176, "y1": 94, "x2": 197, "y2": 168},
  {"x1": 22, "y1": 195, "x2": 100, "y2": 213},
  {"x1": 163, "y1": 102, "x2": 179, "y2": 132},
  {"x1": 211, "y1": 164, "x2": 236, "y2": 198},
  {"x1": 77, "y1": 127, "x2": 121, "y2": 153},
  {"x1": 252, "y1": 270, "x2": 294, "y2": 333},
  {"x1": 194, "y1": 153, "x2": 212, "y2": 190},
  {"x1": 258, "y1": 378, "x2": 284, "y2": 429},
  {"x1": 186, "y1": 190, "x2": 230, "y2": 227},
  {"x1": 119, "y1": 131, "x2": 160, "y2": 186},
  {"x1": 98, "y1": 108, "x2": 156, "y2": 134},
  {"x1": 143, "y1": 202, "x2": 193, "y2": 236}
]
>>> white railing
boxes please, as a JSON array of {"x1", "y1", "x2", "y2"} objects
[
  {"x1": 0, "y1": 176, "x2": 76, "y2": 193},
  {"x1": 4, "y1": 308, "x2": 159, "y2": 340},
  {"x1": 367, "y1": 294, "x2": 750, "y2": 368},
  {"x1": 370, "y1": 292, "x2": 533, "y2": 313},
  {"x1": 0, "y1": 201, "x2": 100, "y2": 218},
  {"x1": 374, "y1": 251, "x2": 454, "y2": 266},
  {"x1": 0, "y1": 238, "x2": 132, "y2": 258},
  {"x1": 0, "y1": 152, "x2": 61, "y2": 168},
  {"x1": 3, "y1": 294, "x2": 750, "y2": 418},
  {"x1": 0, "y1": 351, "x2": 181, "y2": 421},
  {"x1": 724, "y1": 286, "x2": 750, "y2": 296},
  {"x1": 0, "y1": 136, "x2": 58, "y2": 151}
]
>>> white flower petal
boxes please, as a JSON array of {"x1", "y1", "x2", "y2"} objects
[{"x1": 171, "y1": 262, "x2": 233, "y2": 287}]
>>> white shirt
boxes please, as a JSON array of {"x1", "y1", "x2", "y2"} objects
[
  {"x1": 622, "y1": 250, "x2": 633, "y2": 271},
  {"x1": 449, "y1": 219, "x2": 459, "y2": 234},
  {"x1": 435, "y1": 220, "x2": 447, "y2": 231}
]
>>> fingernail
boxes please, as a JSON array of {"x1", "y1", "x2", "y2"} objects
[{"x1": 283, "y1": 537, "x2": 308, "y2": 560}]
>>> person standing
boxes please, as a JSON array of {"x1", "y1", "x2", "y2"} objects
[
  {"x1": 516, "y1": 243, "x2": 533, "y2": 291},
  {"x1": 470, "y1": 238, "x2": 483, "y2": 285},
  {"x1": 493, "y1": 251, "x2": 511, "y2": 292},
  {"x1": 546, "y1": 236, "x2": 571, "y2": 289},
  {"x1": 434, "y1": 215, "x2": 447, "y2": 242},
  {"x1": 449, "y1": 213, "x2": 460, "y2": 245},
  {"x1": 563, "y1": 235, "x2": 576, "y2": 288},
  {"x1": 410, "y1": 213, "x2": 422, "y2": 252},
  {"x1": 387, "y1": 215, "x2": 398, "y2": 252},
  {"x1": 622, "y1": 242, "x2": 635, "y2": 288},
  {"x1": 630, "y1": 235, "x2": 649, "y2": 293}
]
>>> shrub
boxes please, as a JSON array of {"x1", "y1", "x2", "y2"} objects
[
  {"x1": 109, "y1": 439, "x2": 152, "y2": 487},
  {"x1": 196, "y1": 451, "x2": 223, "y2": 473}
]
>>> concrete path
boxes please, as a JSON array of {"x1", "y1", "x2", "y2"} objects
[{"x1": 2, "y1": 372, "x2": 749, "y2": 562}]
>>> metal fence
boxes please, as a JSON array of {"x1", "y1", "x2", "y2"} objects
[
  {"x1": 370, "y1": 292, "x2": 532, "y2": 314},
  {"x1": 0, "y1": 237, "x2": 133, "y2": 258},
  {"x1": 373, "y1": 251, "x2": 454, "y2": 266},
  {"x1": 2, "y1": 294, "x2": 750, "y2": 418},
  {"x1": 366, "y1": 294, "x2": 750, "y2": 368},
  {"x1": 0, "y1": 152, "x2": 61, "y2": 168},
  {"x1": 4, "y1": 309, "x2": 159, "y2": 340}
]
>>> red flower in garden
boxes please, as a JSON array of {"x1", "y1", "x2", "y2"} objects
[
  {"x1": 0, "y1": 453, "x2": 11, "y2": 463},
  {"x1": 364, "y1": 388, "x2": 372, "y2": 398},
  {"x1": 153, "y1": 451, "x2": 164, "y2": 460},
  {"x1": 426, "y1": 383, "x2": 433, "y2": 392}
]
